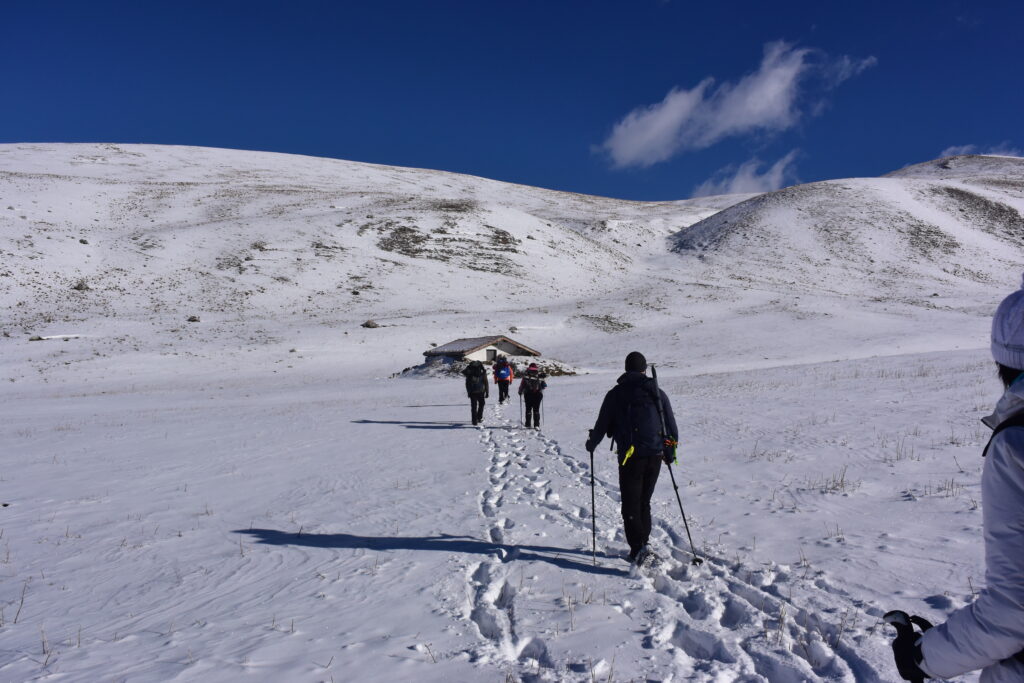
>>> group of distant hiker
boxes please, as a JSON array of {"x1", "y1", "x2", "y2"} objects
[
  {"x1": 453, "y1": 275, "x2": 1024, "y2": 682},
  {"x1": 461, "y1": 349, "x2": 676, "y2": 569},
  {"x1": 461, "y1": 355, "x2": 546, "y2": 427}
]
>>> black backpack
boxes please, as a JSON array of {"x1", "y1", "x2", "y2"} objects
[
  {"x1": 620, "y1": 384, "x2": 663, "y2": 457},
  {"x1": 523, "y1": 374, "x2": 544, "y2": 394},
  {"x1": 464, "y1": 362, "x2": 487, "y2": 394}
]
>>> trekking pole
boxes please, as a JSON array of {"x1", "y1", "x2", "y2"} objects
[
  {"x1": 650, "y1": 364, "x2": 703, "y2": 566},
  {"x1": 589, "y1": 447, "x2": 597, "y2": 565},
  {"x1": 665, "y1": 460, "x2": 702, "y2": 565},
  {"x1": 519, "y1": 393, "x2": 523, "y2": 426}
]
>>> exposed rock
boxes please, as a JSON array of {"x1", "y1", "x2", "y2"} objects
[{"x1": 577, "y1": 313, "x2": 633, "y2": 333}]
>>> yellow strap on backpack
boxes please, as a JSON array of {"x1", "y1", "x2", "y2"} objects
[{"x1": 621, "y1": 445, "x2": 635, "y2": 466}]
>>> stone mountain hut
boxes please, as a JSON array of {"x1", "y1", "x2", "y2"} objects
[{"x1": 424, "y1": 336, "x2": 540, "y2": 363}]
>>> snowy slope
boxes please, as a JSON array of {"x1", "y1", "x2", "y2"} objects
[
  {"x1": 0, "y1": 143, "x2": 741, "y2": 334},
  {"x1": 1, "y1": 144, "x2": 1022, "y2": 682},
  {"x1": 884, "y1": 153, "x2": 1024, "y2": 181},
  {"x1": 673, "y1": 155, "x2": 1024, "y2": 302}
]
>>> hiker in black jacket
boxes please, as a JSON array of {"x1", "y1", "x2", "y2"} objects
[
  {"x1": 463, "y1": 360, "x2": 489, "y2": 426},
  {"x1": 585, "y1": 351, "x2": 679, "y2": 565},
  {"x1": 518, "y1": 362, "x2": 547, "y2": 429}
]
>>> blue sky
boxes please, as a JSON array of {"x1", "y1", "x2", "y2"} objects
[{"x1": 4, "y1": 1, "x2": 1022, "y2": 200}]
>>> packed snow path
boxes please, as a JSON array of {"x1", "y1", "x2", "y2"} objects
[{"x1": 447, "y1": 402, "x2": 891, "y2": 681}]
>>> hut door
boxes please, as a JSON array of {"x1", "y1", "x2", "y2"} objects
[{"x1": 486, "y1": 349, "x2": 497, "y2": 362}]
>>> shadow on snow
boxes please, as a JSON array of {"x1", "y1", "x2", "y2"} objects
[
  {"x1": 400, "y1": 403, "x2": 466, "y2": 408},
  {"x1": 235, "y1": 528, "x2": 627, "y2": 576},
  {"x1": 351, "y1": 419, "x2": 468, "y2": 430}
]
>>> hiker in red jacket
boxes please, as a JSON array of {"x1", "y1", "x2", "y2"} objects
[{"x1": 518, "y1": 363, "x2": 547, "y2": 429}]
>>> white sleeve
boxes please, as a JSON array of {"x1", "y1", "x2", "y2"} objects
[{"x1": 920, "y1": 431, "x2": 1024, "y2": 678}]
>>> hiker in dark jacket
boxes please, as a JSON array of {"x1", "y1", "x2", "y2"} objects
[
  {"x1": 463, "y1": 360, "x2": 489, "y2": 426},
  {"x1": 518, "y1": 362, "x2": 547, "y2": 429},
  {"x1": 889, "y1": 277, "x2": 1024, "y2": 683},
  {"x1": 586, "y1": 351, "x2": 678, "y2": 565}
]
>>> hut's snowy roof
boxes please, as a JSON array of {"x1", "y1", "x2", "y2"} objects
[{"x1": 424, "y1": 336, "x2": 540, "y2": 357}]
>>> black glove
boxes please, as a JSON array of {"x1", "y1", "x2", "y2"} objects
[
  {"x1": 585, "y1": 430, "x2": 599, "y2": 454},
  {"x1": 884, "y1": 611, "x2": 931, "y2": 681},
  {"x1": 662, "y1": 438, "x2": 678, "y2": 465}
]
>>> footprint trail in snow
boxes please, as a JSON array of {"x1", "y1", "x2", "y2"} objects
[{"x1": 456, "y1": 402, "x2": 890, "y2": 681}]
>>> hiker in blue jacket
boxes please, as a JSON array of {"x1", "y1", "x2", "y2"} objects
[{"x1": 492, "y1": 356, "x2": 515, "y2": 404}]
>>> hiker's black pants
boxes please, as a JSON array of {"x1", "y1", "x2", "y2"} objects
[
  {"x1": 496, "y1": 380, "x2": 511, "y2": 403},
  {"x1": 469, "y1": 394, "x2": 486, "y2": 425},
  {"x1": 523, "y1": 393, "x2": 542, "y2": 427},
  {"x1": 618, "y1": 454, "x2": 662, "y2": 554}
]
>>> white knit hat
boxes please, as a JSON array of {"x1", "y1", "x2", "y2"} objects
[{"x1": 992, "y1": 273, "x2": 1024, "y2": 369}]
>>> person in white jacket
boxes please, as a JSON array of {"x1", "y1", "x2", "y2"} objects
[{"x1": 889, "y1": 277, "x2": 1024, "y2": 682}]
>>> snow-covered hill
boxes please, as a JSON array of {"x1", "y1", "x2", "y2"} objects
[
  {"x1": 884, "y1": 153, "x2": 1024, "y2": 181},
  {"x1": 3, "y1": 144, "x2": 1019, "y2": 380},
  {"x1": 2, "y1": 144, "x2": 1022, "y2": 682},
  {"x1": 673, "y1": 154, "x2": 1024, "y2": 302},
  {"x1": 0, "y1": 143, "x2": 742, "y2": 331}
]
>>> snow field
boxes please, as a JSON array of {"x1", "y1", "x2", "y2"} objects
[
  {"x1": 0, "y1": 344, "x2": 995, "y2": 681},
  {"x1": 2, "y1": 143, "x2": 1016, "y2": 681}
]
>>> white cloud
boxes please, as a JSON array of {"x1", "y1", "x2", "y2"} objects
[
  {"x1": 824, "y1": 55, "x2": 879, "y2": 87},
  {"x1": 600, "y1": 80, "x2": 713, "y2": 167},
  {"x1": 940, "y1": 144, "x2": 978, "y2": 157},
  {"x1": 940, "y1": 141, "x2": 1022, "y2": 158},
  {"x1": 691, "y1": 150, "x2": 800, "y2": 197},
  {"x1": 690, "y1": 42, "x2": 809, "y2": 149},
  {"x1": 601, "y1": 41, "x2": 875, "y2": 168}
]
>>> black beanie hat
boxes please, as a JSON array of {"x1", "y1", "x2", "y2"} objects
[{"x1": 625, "y1": 351, "x2": 647, "y2": 372}]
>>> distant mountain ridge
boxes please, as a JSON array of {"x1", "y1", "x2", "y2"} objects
[
  {"x1": 673, "y1": 154, "x2": 1024, "y2": 302},
  {"x1": 0, "y1": 143, "x2": 743, "y2": 332},
  {"x1": 884, "y1": 154, "x2": 1024, "y2": 181},
  {"x1": 1, "y1": 144, "x2": 1021, "y2": 370}
]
